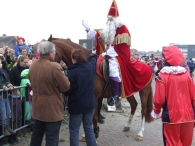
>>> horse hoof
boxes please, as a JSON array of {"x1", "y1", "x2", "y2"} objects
[
  {"x1": 123, "y1": 126, "x2": 130, "y2": 132},
  {"x1": 79, "y1": 136, "x2": 86, "y2": 142},
  {"x1": 135, "y1": 135, "x2": 143, "y2": 141}
]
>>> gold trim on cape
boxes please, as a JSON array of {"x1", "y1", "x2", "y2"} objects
[{"x1": 115, "y1": 33, "x2": 131, "y2": 46}]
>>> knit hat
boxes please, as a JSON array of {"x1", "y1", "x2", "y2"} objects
[
  {"x1": 21, "y1": 69, "x2": 29, "y2": 77},
  {"x1": 163, "y1": 46, "x2": 183, "y2": 66},
  {"x1": 17, "y1": 37, "x2": 25, "y2": 42}
]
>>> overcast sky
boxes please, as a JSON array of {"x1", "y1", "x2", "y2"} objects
[{"x1": 1, "y1": 0, "x2": 195, "y2": 51}]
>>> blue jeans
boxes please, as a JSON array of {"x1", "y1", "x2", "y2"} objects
[
  {"x1": 69, "y1": 109, "x2": 96, "y2": 146},
  {"x1": 0, "y1": 97, "x2": 11, "y2": 126},
  {"x1": 30, "y1": 120, "x2": 62, "y2": 146}
]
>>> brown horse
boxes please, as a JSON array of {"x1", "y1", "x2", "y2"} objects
[{"x1": 47, "y1": 35, "x2": 153, "y2": 141}]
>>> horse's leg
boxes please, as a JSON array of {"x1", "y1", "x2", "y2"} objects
[
  {"x1": 123, "y1": 95, "x2": 138, "y2": 131},
  {"x1": 93, "y1": 94, "x2": 99, "y2": 138},
  {"x1": 135, "y1": 91, "x2": 147, "y2": 141},
  {"x1": 135, "y1": 82, "x2": 153, "y2": 141}
]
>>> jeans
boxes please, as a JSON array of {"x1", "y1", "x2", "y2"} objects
[
  {"x1": 69, "y1": 109, "x2": 96, "y2": 146},
  {"x1": 30, "y1": 120, "x2": 62, "y2": 146},
  {"x1": 0, "y1": 97, "x2": 11, "y2": 126}
]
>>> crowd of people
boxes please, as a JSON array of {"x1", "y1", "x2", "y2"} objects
[{"x1": 0, "y1": 0, "x2": 195, "y2": 146}]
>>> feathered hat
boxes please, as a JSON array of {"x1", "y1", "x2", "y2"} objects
[{"x1": 108, "y1": 0, "x2": 119, "y2": 17}]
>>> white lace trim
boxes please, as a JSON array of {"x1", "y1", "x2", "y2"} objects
[{"x1": 160, "y1": 66, "x2": 187, "y2": 74}]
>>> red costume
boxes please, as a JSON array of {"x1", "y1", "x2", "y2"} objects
[
  {"x1": 96, "y1": 0, "x2": 153, "y2": 97},
  {"x1": 95, "y1": 31, "x2": 106, "y2": 55},
  {"x1": 153, "y1": 46, "x2": 195, "y2": 146},
  {"x1": 114, "y1": 25, "x2": 152, "y2": 97}
]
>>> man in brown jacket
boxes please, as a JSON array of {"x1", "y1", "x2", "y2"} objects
[{"x1": 29, "y1": 41, "x2": 70, "y2": 146}]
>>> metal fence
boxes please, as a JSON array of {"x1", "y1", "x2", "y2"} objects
[
  {"x1": 0, "y1": 85, "x2": 31, "y2": 139},
  {"x1": 0, "y1": 67, "x2": 69, "y2": 139}
]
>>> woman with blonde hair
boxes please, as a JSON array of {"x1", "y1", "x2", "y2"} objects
[{"x1": 9, "y1": 55, "x2": 29, "y2": 86}]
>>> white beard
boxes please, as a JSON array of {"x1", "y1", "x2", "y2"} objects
[
  {"x1": 104, "y1": 17, "x2": 123, "y2": 45},
  {"x1": 104, "y1": 21, "x2": 116, "y2": 45}
]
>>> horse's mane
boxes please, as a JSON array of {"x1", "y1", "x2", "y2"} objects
[{"x1": 52, "y1": 38, "x2": 90, "y2": 53}]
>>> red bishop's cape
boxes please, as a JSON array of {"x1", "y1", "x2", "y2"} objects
[
  {"x1": 96, "y1": 25, "x2": 153, "y2": 98},
  {"x1": 95, "y1": 31, "x2": 106, "y2": 55}
]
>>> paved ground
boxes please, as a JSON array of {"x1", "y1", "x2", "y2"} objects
[{"x1": 1, "y1": 79, "x2": 195, "y2": 146}]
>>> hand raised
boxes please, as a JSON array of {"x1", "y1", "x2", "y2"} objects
[{"x1": 82, "y1": 20, "x2": 90, "y2": 31}]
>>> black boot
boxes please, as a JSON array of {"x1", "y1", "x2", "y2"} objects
[
  {"x1": 99, "y1": 113, "x2": 105, "y2": 119},
  {"x1": 7, "y1": 119, "x2": 16, "y2": 134},
  {"x1": 98, "y1": 117, "x2": 104, "y2": 124},
  {"x1": 0, "y1": 137, "x2": 9, "y2": 145},
  {"x1": 12, "y1": 133, "x2": 20, "y2": 143},
  {"x1": 8, "y1": 135, "x2": 17, "y2": 145},
  {"x1": 107, "y1": 97, "x2": 115, "y2": 106},
  {"x1": 113, "y1": 96, "x2": 122, "y2": 110}
]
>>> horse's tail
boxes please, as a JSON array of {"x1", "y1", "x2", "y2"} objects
[{"x1": 145, "y1": 85, "x2": 153, "y2": 123}]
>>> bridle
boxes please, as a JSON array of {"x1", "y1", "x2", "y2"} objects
[{"x1": 54, "y1": 50, "x2": 60, "y2": 63}]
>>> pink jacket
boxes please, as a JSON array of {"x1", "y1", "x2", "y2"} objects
[{"x1": 153, "y1": 66, "x2": 195, "y2": 123}]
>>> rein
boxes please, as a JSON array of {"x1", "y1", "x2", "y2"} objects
[
  {"x1": 99, "y1": 81, "x2": 109, "y2": 98},
  {"x1": 99, "y1": 56, "x2": 110, "y2": 98},
  {"x1": 55, "y1": 51, "x2": 61, "y2": 63}
]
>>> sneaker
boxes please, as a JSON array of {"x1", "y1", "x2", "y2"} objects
[
  {"x1": 107, "y1": 104, "x2": 116, "y2": 111},
  {"x1": 79, "y1": 136, "x2": 86, "y2": 142}
]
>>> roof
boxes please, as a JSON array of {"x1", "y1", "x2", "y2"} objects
[{"x1": 0, "y1": 36, "x2": 16, "y2": 49}]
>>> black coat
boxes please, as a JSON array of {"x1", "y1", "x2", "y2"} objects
[
  {"x1": 9, "y1": 64, "x2": 29, "y2": 86},
  {"x1": 64, "y1": 54, "x2": 97, "y2": 115},
  {"x1": 0, "y1": 68, "x2": 12, "y2": 97}
]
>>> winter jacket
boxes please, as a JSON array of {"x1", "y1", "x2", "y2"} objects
[
  {"x1": 64, "y1": 54, "x2": 97, "y2": 115},
  {"x1": 9, "y1": 64, "x2": 29, "y2": 86},
  {"x1": 29, "y1": 56, "x2": 70, "y2": 122}
]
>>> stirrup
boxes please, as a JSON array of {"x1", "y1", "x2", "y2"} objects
[{"x1": 107, "y1": 104, "x2": 116, "y2": 111}]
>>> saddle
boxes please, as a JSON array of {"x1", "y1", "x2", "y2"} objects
[{"x1": 100, "y1": 57, "x2": 109, "y2": 82}]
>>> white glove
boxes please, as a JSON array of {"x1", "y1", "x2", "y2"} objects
[
  {"x1": 151, "y1": 110, "x2": 161, "y2": 119},
  {"x1": 82, "y1": 20, "x2": 90, "y2": 31},
  {"x1": 154, "y1": 64, "x2": 158, "y2": 73}
]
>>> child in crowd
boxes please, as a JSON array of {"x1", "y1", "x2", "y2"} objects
[
  {"x1": 6, "y1": 49, "x2": 15, "y2": 71},
  {"x1": 20, "y1": 69, "x2": 31, "y2": 122},
  {"x1": 14, "y1": 37, "x2": 32, "y2": 56}
]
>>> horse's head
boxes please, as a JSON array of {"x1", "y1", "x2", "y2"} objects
[
  {"x1": 48, "y1": 34, "x2": 53, "y2": 42},
  {"x1": 47, "y1": 34, "x2": 65, "y2": 64},
  {"x1": 47, "y1": 34, "x2": 91, "y2": 67}
]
